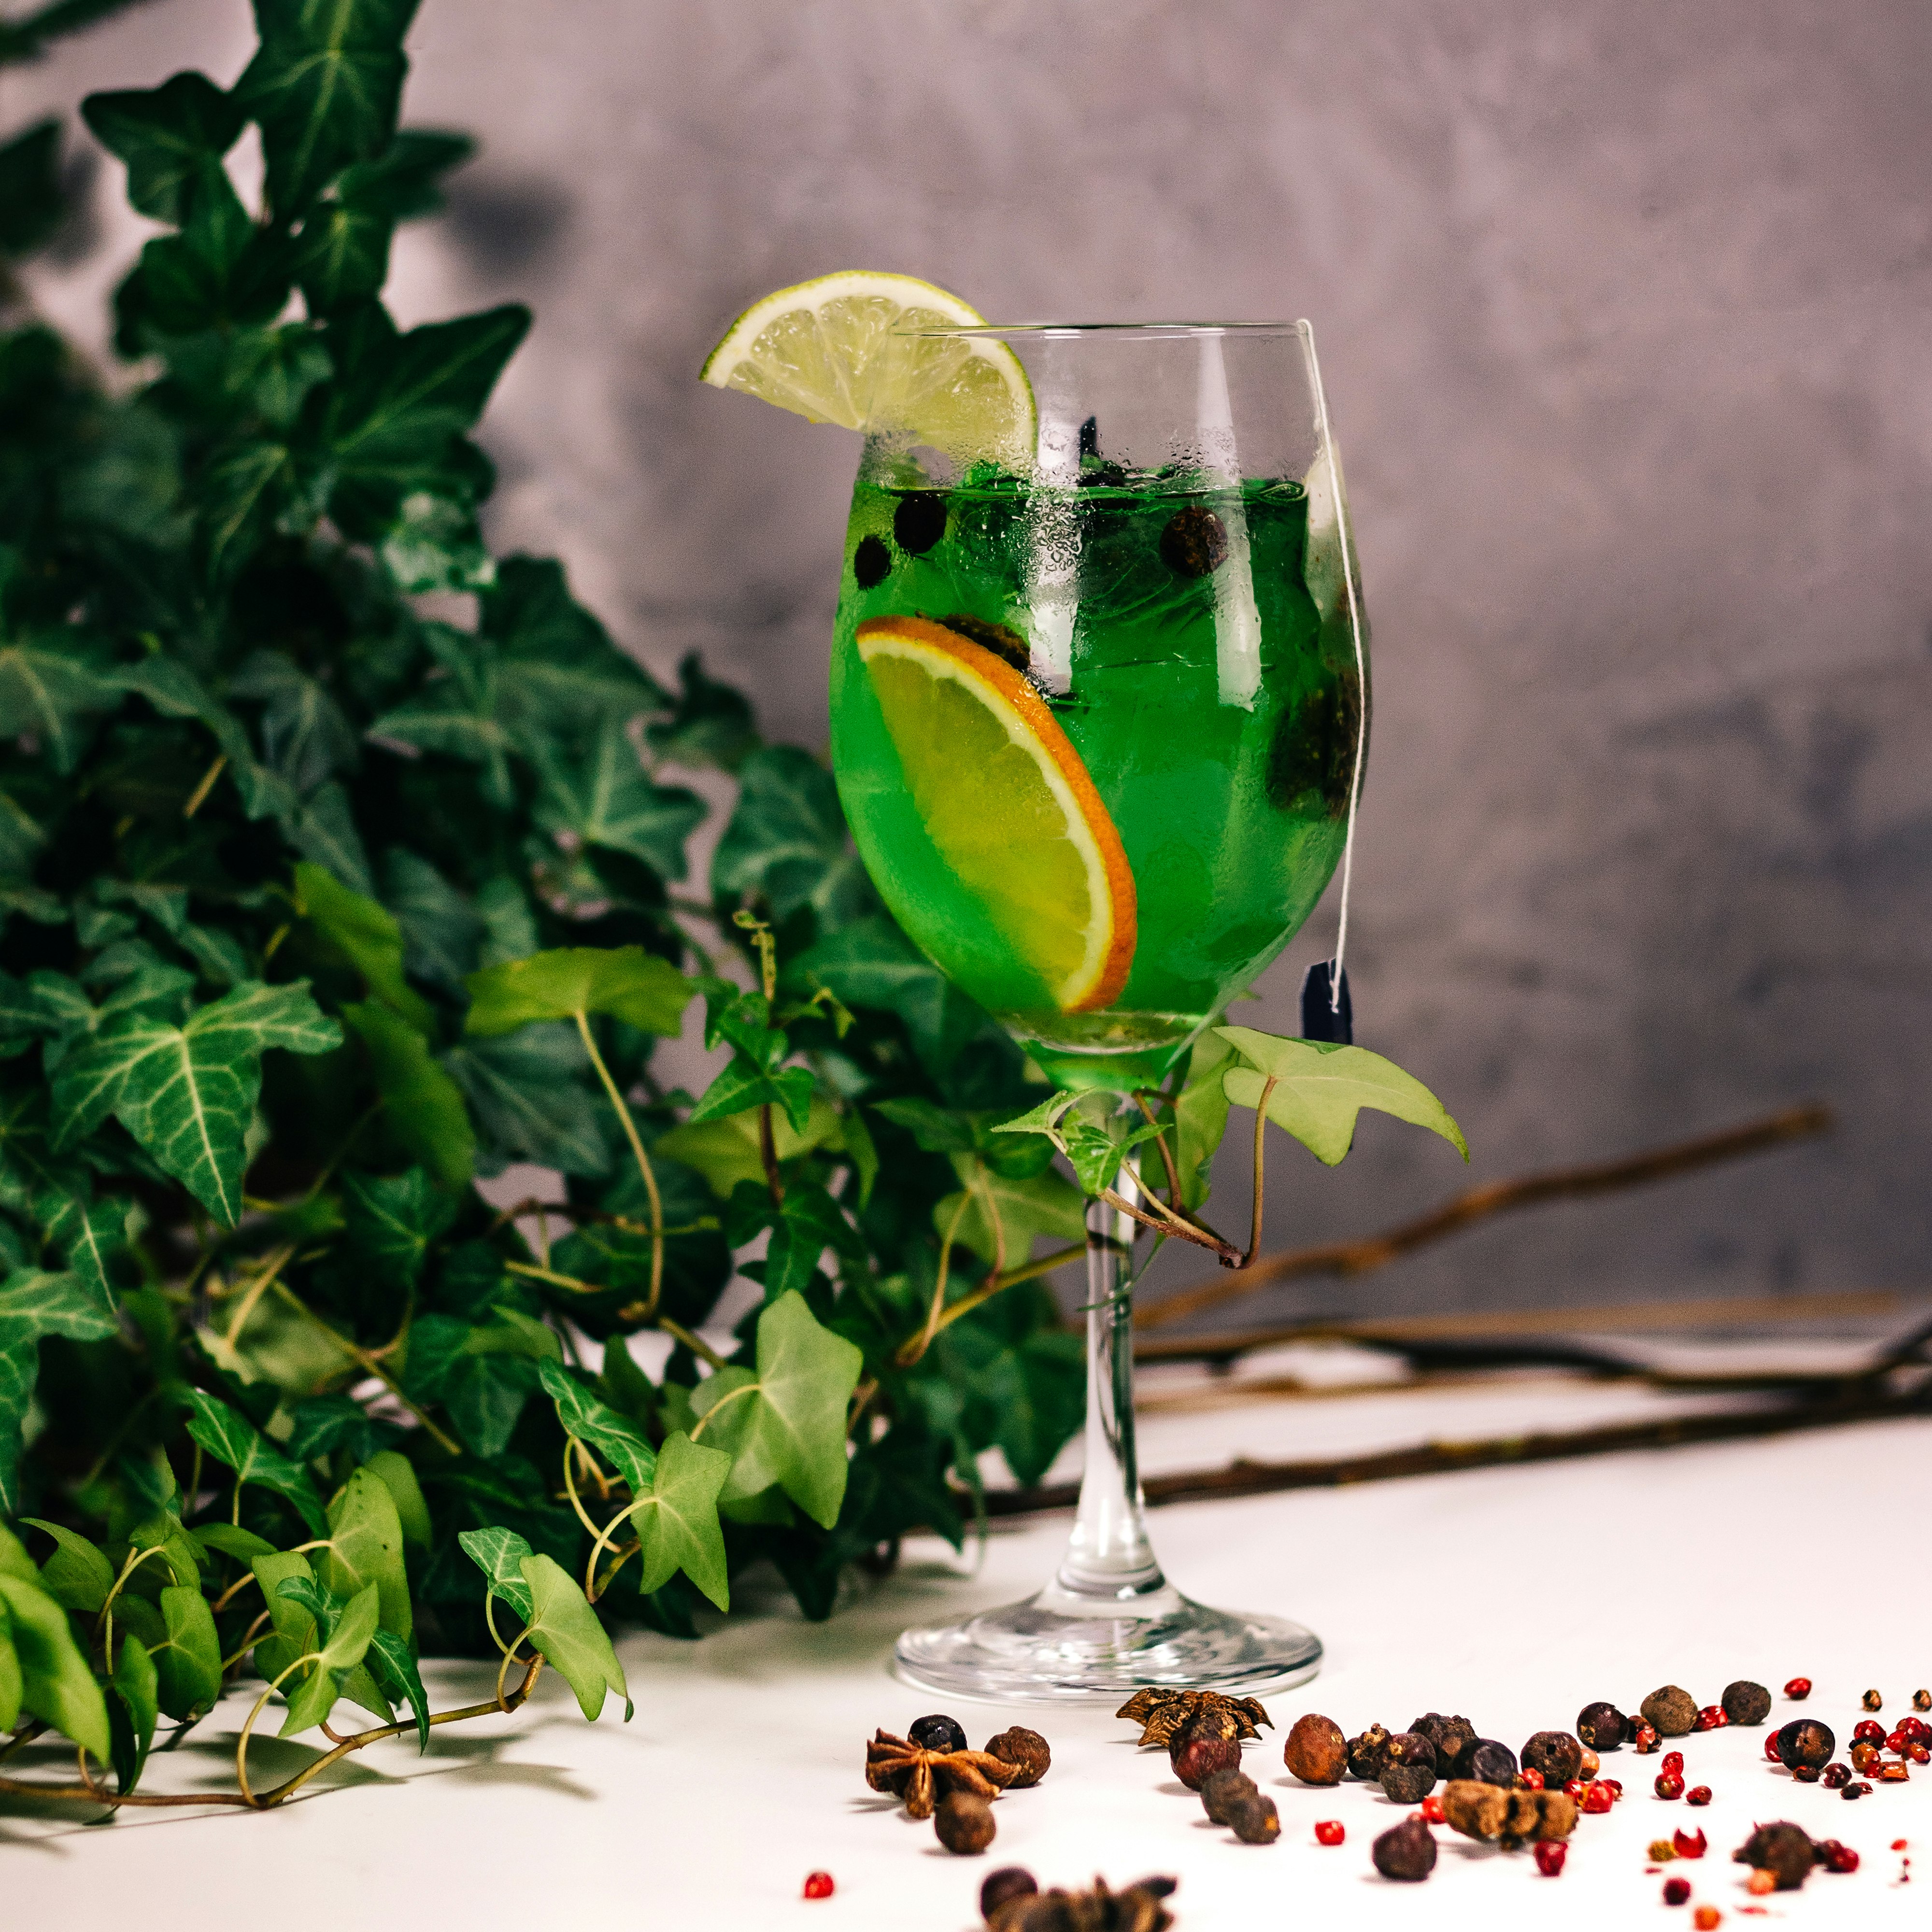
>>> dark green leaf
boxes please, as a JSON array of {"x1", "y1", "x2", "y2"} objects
[
  {"x1": 442, "y1": 1026, "x2": 608, "y2": 1178},
  {"x1": 653, "y1": 1092, "x2": 842, "y2": 1200},
  {"x1": 150, "y1": 1583, "x2": 221, "y2": 1719},
  {"x1": 933, "y1": 1282, "x2": 1083, "y2": 1486},
  {"x1": 21, "y1": 1517, "x2": 114, "y2": 1611},
  {"x1": 42, "y1": 1192, "x2": 128, "y2": 1302},
  {"x1": 0, "y1": 631, "x2": 117, "y2": 775},
  {"x1": 181, "y1": 1387, "x2": 327, "y2": 1531},
  {"x1": 379, "y1": 489, "x2": 492, "y2": 593},
  {"x1": 792, "y1": 916, "x2": 986, "y2": 1073},
  {"x1": 82, "y1": 72, "x2": 244, "y2": 223},
  {"x1": 687, "y1": 1056, "x2": 812, "y2": 1135},
  {"x1": 711, "y1": 746, "x2": 870, "y2": 926},
  {"x1": 230, "y1": 651, "x2": 356, "y2": 793},
  {"x1": 0, "y1": 1269, "x2": 119, "y2": 1514},
  {"x1": 933, "y1": 1157, "x2": 1086, "y2": 1267},
  {"x1": 0, "y1": 1569, "x2": 111, "y2": 1759},
  {"x1": 465, "y1": 946, "x2": 694, "y2": 1038},
  {"x1": 108, "y1": 1628, "x2": 158, "y2": 1792},
  {"x1": 342, "y1": 1165, "x2": 454, "y2": 1286},
  {"x1": 0, "y1": 119, "x2": 64, "y2": 258},
  {"x1": 364, "y1": 1624, "x2": 429, "y2": 1748},
  {"x1": 297, "y1": 860, "x2": 430, "y2": 1029},
  {"x1": 383, "y1": 848, "x2": 483, "y2": 991},
  {"x1": 534, "y1": 721, "x2": 704, "y2": 882},
  {"x1": 480, "y1": 554, "x2": 666, "y2": 730},
  {"x1": 457, "y1": 1523, "x2": 533, "y2": 1620},
  {"x1": 537, "y1": 1358, "x2": 655, "y2": 1494},
  {"x1": 342, "y1": 1001, "x2": 476, "y2": 1192},
  {"x1": 646, "y1": 651, "x2": 757, "y2": 772}
]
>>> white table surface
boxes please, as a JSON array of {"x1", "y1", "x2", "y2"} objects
[{"x1": 8, "y1": 1356, "x2": 1930, "y2": 1931}]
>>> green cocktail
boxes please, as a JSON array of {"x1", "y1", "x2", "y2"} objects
[{"x1": 829, "y1": 466, "x2": 1366, "y2": 1090}]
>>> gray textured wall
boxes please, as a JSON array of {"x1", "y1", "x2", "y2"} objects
[{"x1": 9, "y1": 0, "x2": 1930, "y2": 1327}]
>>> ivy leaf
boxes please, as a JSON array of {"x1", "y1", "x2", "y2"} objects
[
  {"x1": 230, "y1": 652, "x2": 357, "y2": 794},
  {"x1": 517, "y1": 1552, "x2": 629, "y2": 1722},
  {"x1": 364, "y1": 1448, "x2": 431, "y2": 1548},
  {"x1": 654, "y1": 1093, "x2": 843, "y2": 1201},
  {"x1": 342, "y1": 1001, "x2": 476, "y2": 1191},
  {"x1": 51, "y1": 980, "x2": 341, "y2": 1226},
  {"x1": 533, "y1": 720, "x2": 705, "y2": 882},
  {"x1": 108, "y1": 1629, "x2": 159, "y2": 1794},
  {"x1": 297, "y1": 860, "x2": 430, "y2": 1031},
  {"x1": 276, "y1": 1578, "x2": 380, "y2": 1735},
  {"x1": 792, "y1": 916, "x2": 986, "y2": 1073},
  {"x1": 0, "y1": 1569, "x2": 111, "y2": 1761},
  {"x1": 0, "y1": 631, "x2": 118, "y2": 775},
  {"x1": 1215, "y1": 1026, "x2": 1469, "y2": 1167},
  {"x1": 687, "y1": 1056, "x2": 813, "y2": 1136},
  {"x1": 383, "y1": 848, "x2": 483, "y2": 992},
  {"x1": 249, "y1": 1549, "x2": 318, "y2": 1686},
  {"x1": 465, "y1": 947, "x2": 694, "y2": 1039},
  {"x1": 627, "y1": 1430, "x2": 730, "y2": 1610},
  {"x1": 81, "y1": 71, "x2": 245, "y2": 225},
  {"x1": 699, "y1": 984, "x2": 786, "y2": 1070},
  {"x1": 537, "y1": 1358, "x2": 656, "y2": 1495},
  {"x1": 404, "y1": 1315, "x2": 540, "y2": 1457},
  {"x1": 315, "y1": 1465, "x2": 411, "y2": 1638},
  {"x1": 689, "y1": 1290, "x2": 861, "y2": 1529},
  {"x1": 932, "y1": 1281, "x2": 1084, "y2": 1486},
  {"x1": 0, "y1": 119, "x2": 63, "y2": 258},
  {"x1": 442, "y1": 1026, "x2": 609, "y2": 1178},
  {"x1": 364, "y1": 1625, "x2": 430, "y2": 1749},
  {"x1": 646, "y1": 651, "x2": 758, "y2": 772},
  {"x1": 20, "y1": 1518, "x2": 114, "y2": 1611},
  {"x1": 870, "y1": 1095, "x2": 976, "y2": 1154},
  {"x1": 711, "y1": 746, "x2": 871, "y2": 927},
  {"x1": 366, "y1": 623, "x2": 515, "y2": 805},
  {"x1": 726, "y1": 1180, "x2": 865, "y2": 1300},
  {"x1": 934, "y1": 1157, "x2": 1087, "y2": 1268},
  {"x1": 342, "y1": 1167, "x2": 455, "y2": 1287},
  {"x1": 42, "y1": 1192, "x2": 129, "y2": 1305},
  {"x1": 1172, "y1": 1029, "x2": 1235, "y2": 1209},
  {"x1": 456, "y1": 1524, "x2": 534, "y2": 1621},
  {"x1": 0, "y1": 1270, "x2": 119, "y2": 1515},
  {"x1": 480, "y1": 554, "x2": 665, "y2": 733},
  {"x1": 181, "y1": 1388, "x2": 327, "y2": 1533},
  {"x1": 237, "y1": 0, "x2": 420, "y2": 219},
  {"x1": 150, "y1": 1584, "x2": 222, "y2": 1720}
]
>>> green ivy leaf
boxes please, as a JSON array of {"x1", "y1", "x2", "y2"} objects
[
  {"x1": 0, "y1": 631, "x2": 118, "y2": 775},
  {"x1": 533, "y1": 720, "x2": 705, "y2": 882},
  {"x1": 456, "y1": 1524, "x2": 534, "y2": 1621},
  {"x1": 108, "y1": 1629, "x2": 159, "y2": 1793},
  {"x1": 464, "y1": 946, "x2": 694, "y2": 1039},
  {"x1": 297, "y1": 860, "x2": 431, "y2": 1031},
  {"x1": 181, "y1": 1388, "x2": 327, "y2": 1533},
  {"x1": 1172, "y1": 1029, "x2": 1235, "y2": 1209},
  {"x1": 932, "y1": 1282, "x2": 1084, "y2": 1486},
  {"x1": 0, "y1": 1270, "x2": 119, "y2": 1514},
  {"x1": 342, "y1": 1166, "x2": 455, "y2": 1287},
  {"x1": 627, "y1": 1430, "x2": 729, "y2": 1610},
  {"x1": 82, "y1": 71, "x2": 244, "y2": 224},
  {"x1": 316, "y1": 1465, "x2": 411, "y2": 1639},
  {"x1": 792, "y1": 916, "x2": 986, "y2": 1073},
  {"x1": 711, "y1": 746, "x2": 871, "y2": 927},
  {"x1": 383, "y1": 848, "x2": 483, "y2": 992},
  {"x1": 231, "y1": 652, "x2": 358, "y2": 794},
  {"x1": 645, "y1": 652, "x2": 757, "y2": 772},
  {"x1": 687, "y1": 1055, "x2": 813, "y2": 1136},
  {"x1": 43, "y1": 1192, "x2": 129, "y2": 1302},
  {"x1": 237, "y1": 0, "x2": 419, "y2": 219},
  {"x1": 21, "y1": 1517, "x2": 114, "y2": 1611},
  {"x1": 653, "y1": 1093, "x2": 842, "y2": 1200},
  {"x1": 50, "y1": 980, "x2": 341, "y2": 1226},
  {"x1": 364, "y1": 1624, "x2": 430, "y2": 1749},
  {"x1": 342, "y1": 1000, "x2": 476, "y2": 1192},
  {"x1": 442, "y1": 1026, "x2": 609, "y2": 1178},
  {"x1": 363, "y1": 1448, "x2": 430, "y2": 1548},
  {"x1": 1215, "y1": 1026, "x2": 1469, "y2": 1167},
  {"x1": 537, "y1": 1358, "x2": 656, "y2": 1494},
  {"x1": 0, "y1": 1569, "x2": 111, "y2": 1760},
  {"x1": 516, "y1": 1552, "x2": 628, "y2": 1722},
  {"x1": 480, "y1": 554, "x2": 666, "y2": 732},
  {"x1": 689, "y1": 1290, "x2": 860, "y2": 1530},
  {"x1": 934, "y1": 1157, "x2": 1086, "y2": 1268},
  {"x1": 151, "y1": 1583, "x2": 223, "y2": 1720}
]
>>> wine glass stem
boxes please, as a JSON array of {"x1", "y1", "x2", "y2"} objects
[{"x1": 1053, "y1": 1158, "x2": 1166, "y2": 1602}]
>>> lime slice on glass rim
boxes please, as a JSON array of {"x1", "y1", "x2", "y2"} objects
[
  {"x1": 854, "y1": 616, "x2": 1136, "y2": 1013},
  {"x1": 698, "y1": 271, "x2": 1034, "y2": 460}
]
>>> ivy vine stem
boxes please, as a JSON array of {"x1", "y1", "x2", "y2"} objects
[{"x1": 573, "y1": 1008, "x2": 666, "y2": 1316}]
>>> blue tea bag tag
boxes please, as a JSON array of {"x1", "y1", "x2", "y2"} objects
[{"x1": 1300, "y1": 961, "x2": 1352, "y2": 1044}]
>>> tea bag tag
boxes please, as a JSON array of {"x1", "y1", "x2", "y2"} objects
[{"x1": 1299, "y1": 961, "x2": 1352, "y2": 1044}]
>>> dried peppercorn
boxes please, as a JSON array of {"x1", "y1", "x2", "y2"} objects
[
  {"x1": 1581, "y1": 1782, "x2": 1614, "y2": 1815},
  {"x1": 1783, "y1": 1677, "x2": 1811, "y2": 1701},
  {"x1": 1378, "y1": 1732, "x2": 1439, "y2": 1804},
  {"x1": 1656, "y1": 1774, "x2": 1685, "y2": 1800},
  {"x1": 1534, "y1": 1841, "x2": 1567, "y2": 1877},
  {"x1": 1577, "y1": 1701, "x2": 1627, "y2": 1752},
  {"x1": 1694, "y1": 1705, "x2": 1729, "y2": 1733},
  {"x1": 1461, "y1": 1738, "x2": 1518, "y2": 1788},
  {"x1": 1733, "y1": 1821, "x2": 1816, "y2": 1890},
  {"x1": 1631, "y1": 1722, "x2": 1661, "y2": 1754},
  {"x1": 1282, "y1": 1714, "x2": 1348, "y2": 1785},
  {"x1": 1664, "y1": 1877, "x2": 1691, "y2": 1905},
  {"x1": 852, "y1": 535, "x2": 892, "y2": 588},
  {"x1": 1843, "y1": 1781, "x2": 1872, "y2": 1800},
  {"x1": 980, "y1": 1869, "x2": 1038, "y2": 1919},
  {"x1": 803, "y1": 1872, "x2": 835, "y2": 1900},
  {"x1": 988, "y1": 1876, "x2": 1175, "y2": 1932},
  {"x1": 1441, "y1": 1780, "x2": 1578, "y2": 1846},
  {"x1": 1863, "y1": 1689, "x2": 1884, "y2": 1711},
  {"x1": 1160, "y1": 507, "x2": 1230, "y2": 578},
  {"x1": 1853, "y1": 1719, "x2": 1887, "y2": 1745},
  {"x1": 1346, "y1": 1721, "x2": 1392, "y2": 1781},
  {"x1": 1521, "y1": 1731, "x2": 1583, "y2": 1786},
  {"x1": 1686, "y1": 1786, "x2": 1711, "y2": 1807},
  {"x1": 1814, "y1": 1840, "x2": 1860, "y2": 1875},
  {"x1": 984, "y1": 1727, "x2": 1051, "y2": 1788},
  {"x1": 1578, "y1": 1747, "x2": 1601, "y2": 1780},
  {"x1": 1642, "y1": 1687, "x2": 1700, "y2": 1738},
  {"x1": 1199, "y1": 1767, "x2": 1259, "y2": 1827},
  {"x1": 1410, "y1": 1713, "x2": 1477, "y2": 1776},
  {"x1": 1313, "y1": 1820, "x2": 1345, "y2": 1847},
  {"x1": 1721, "y1": 1681, "x2": 1772, "y2": 1726},
  {"x1": 1775, "y1": 1718, "x2": 1835, "y2": 1770},
  {"x1": 1226, "y1": 1790, "x2": 1281, "y2": 1844},
  {"x1": 937, "y1": 1791, "x2": 998, "y2": 1855},
  {"x1": 1791, "y1": 1765, "x2": 1821, "y2": 1783},
  {"x1": 1172, "y1": 1733, "x2": 1242, "y2": 1791},
  {"x1": 892, "y1": 491, "x2": 949, "y2": 555},
  {"x1": 1916, "y1": 1690, "x2": 1932, "y2": 1712},
  {"x1": 911, "y1": 1713, "x2": 969, "y2": 1752},
  {"x1": 1821, "y1": 1763, "x2": 1851, "y2": 1789},
  {"x1": 1372, "y1": 1816, "x2": 1437, "y2": 1882},
  {"x1": 1693, "y1": 1908, "x2": 1721, "y2": 1931},
  {"x1": 1675, "y1": 1828, "x2": 1708, "y2": 1860},
  {"x1": 1849, "y1": 1741, "x2": 1880, "y2": 1774}
]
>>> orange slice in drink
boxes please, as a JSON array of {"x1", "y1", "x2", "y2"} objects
[{"x1": 854, "y1": 616, "x2": 1136, "y2": 1012}]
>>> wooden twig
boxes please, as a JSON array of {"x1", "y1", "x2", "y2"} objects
[
  {"x1": 1135, "y1": 1103, "x2": 1834, "y2": 1332},
  {"x1": 973, "y1": 1372, "x2": 1932, "y2": 1518}
]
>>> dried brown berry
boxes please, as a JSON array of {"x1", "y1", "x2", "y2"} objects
[
  {"x1": 990, "y1": 1878, "x2": 1175, "y2": 1932},
  {"x1": 1521, "y1": 1731, "x2": 1584, "y2": 1786},
  {"x1": 1862, "y1": 1688, "x2": 1883, "y2": 1711},
  {"x1": 984, "y1": 1727, "x2": 1051, "y2": 1788},
  {"x1": 1629, "y1": 1721, "x2": 1661, "y2": 1754},
  {"x1": 1283, "y1": 1714, "x2": 1348, "y2": 1786},
  {"x1": 1776, "y1": 1719, "x2": 1835, "y2": 1770},
  {"x1": 1733, "y1": 1821, "x2": 1815, "y2": 1891},
  {"x1": 1578, "y1": 1747, "x2": 1601, "y2": 1779},
  {"x1": 910, "y1": 1713, "x2": 968, "y2": 1752},
  {"x1": 1641, "y1": 1688, "x2": 1700, "y2": 1738},
  {"x1": 1172, "y1": 1732, "x2": 1242, "y2": 1791},
  {"x1": 1721, "y1": 1681, "x2": 1772, "y2": 1727},
  {"x1": 1441, "y1": 1780, "x2": 1578, "y2": 1847},
  {"x1": 980, "y1": 1868, "x2": 1038, "y2": 1919},
  {"x1": 1159, "y1": 507, "x2": 1229, "y2": 577},
  {"x1": 1410, "y1": 1713, "x2": 1477, "y2": 1775},
  {"x1": 1226, "y1": 1792, "x2": 1281, "y2": 1844},
  {"x1": 937, "y1": 1791, "x2": 997, "y2": 1855},
  {"x1": 1577, "y1": 1702, "x2": 1627, "y2": 1752},
  {"x1": 1346, "y1": 1721, "x2": 1392, "y2": 1781},
  {"x1": 1199, "y1": 1767, "x2": 1259, "y2": 1826},
  {"x1": 1915, "y1": 1689, "x2": 1931, "y2": 1712},
  {"x1": 1378, "y1": 1732, "x2": 1439, "y2": 1804},
  {"x1": 1461, "y1": 1738, "x2": 1518, "y2": 1787},
  {"x1": 1372, "y1": 1815, "x2": 1438, "y2": 1881}
]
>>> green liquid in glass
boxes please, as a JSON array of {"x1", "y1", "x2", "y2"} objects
[{"x1": 830, "y1": 469, "x2": 1366, "y2": 1091}]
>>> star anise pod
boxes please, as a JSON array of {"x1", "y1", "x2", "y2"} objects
[
  {"x1": 1114, "y1": 1690, "x2": 1272, "y2": 1749},
  {"x1": 865, "y1": 1728, "x2": 1022, "y2": 1819}
]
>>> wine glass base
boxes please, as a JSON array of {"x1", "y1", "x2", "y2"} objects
[{"x1": 892, "y1": 1588, "x2": 1322, "y2": 1705}]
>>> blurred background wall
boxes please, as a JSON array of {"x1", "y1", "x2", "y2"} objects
[{"x1": 6, "y1": 0, "x2": 1929, "y2": 1330}]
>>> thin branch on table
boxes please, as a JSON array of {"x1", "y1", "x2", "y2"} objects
[{"x1": 1135, "y1": 1102, "x2": 1834, "y2": 1331}]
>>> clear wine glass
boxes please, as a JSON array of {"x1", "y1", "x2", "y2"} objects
[{"x1": 827, "y1": 323, "x2": 1368, "y2": 1700}]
